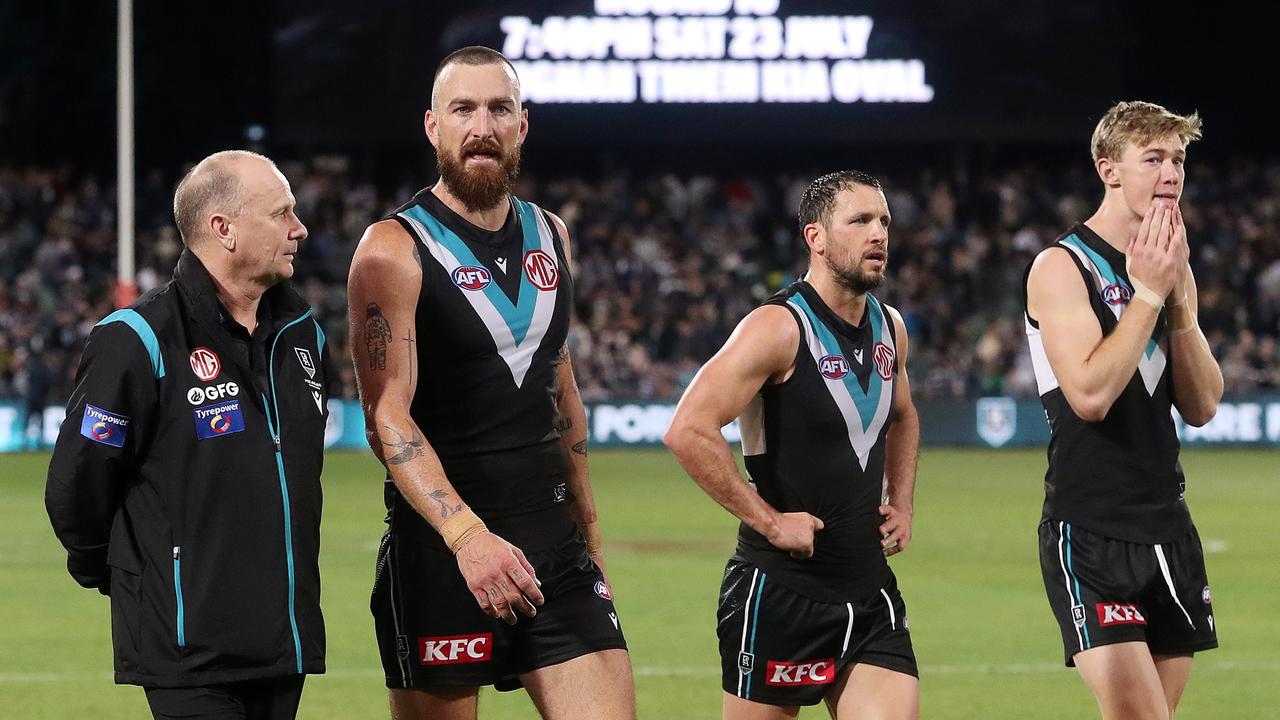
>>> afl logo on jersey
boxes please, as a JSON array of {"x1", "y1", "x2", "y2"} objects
[
  {"x1": 189, "y1": 347, "x2": 221, "y2": 382},
  {"x1": 1101, "y1": 283, "x2": 1132, "y2": 306},
  {"x1": 818, "y1": 355, "x2": 850, "y2": 379},
  {"x1": 523, "y1": 250, "x2": 559, "y2": 291},
  {"x1": 452, "y1": 265, "x2": 492, "y2": 291},
  {"x1": 873, "y1": 342, "x2": 895, "y2": 380}
]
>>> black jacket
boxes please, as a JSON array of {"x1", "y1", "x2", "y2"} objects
[{"x1": 46, "y1": 251, "x2": 328, "y2": 688}]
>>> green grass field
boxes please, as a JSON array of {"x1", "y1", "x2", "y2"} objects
[{"x1": 2, "y1": 448, "x2": 1278, "y2": 718}]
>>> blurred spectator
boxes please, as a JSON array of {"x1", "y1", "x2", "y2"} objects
[{"x1": 2, "y1": 157, "x2": 1278, "y2": 406}]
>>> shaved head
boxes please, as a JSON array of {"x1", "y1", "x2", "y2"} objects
[
  {"x1": 173, "y1": 150, "x2": 278, "y2": 246},
  {"x1": 430, "y1": 46, "x2": 521, "y2": 112}
]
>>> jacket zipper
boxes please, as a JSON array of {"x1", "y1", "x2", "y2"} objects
[
  {"x1": 173, "y1": 546, "x2": 185, "y2": 648},
  {"x1": 263, "y1": 309, "x2": 313, "y2": 674}
]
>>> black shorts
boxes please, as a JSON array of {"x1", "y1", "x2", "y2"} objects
[
  {"x1": 144, "y1": 675, "x2": 304, "y2": 720},
  {"x1": 716, "y1": 558, "x2": 917, "y2": 707},
  {"x1": 1039, "y1": 520, "x2": 1218, "y2": 666},
  {"x1": 371, "y1": 517, "x2": 627, "y2": 690}
]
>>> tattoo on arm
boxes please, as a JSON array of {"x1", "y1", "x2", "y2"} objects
[
  {"x1": 380, "y1": 425, "x2": 424, "y2": 465},
  {"x1": 364, "y1": 303, "x2": 393, "y2": 370},
  {"x1": 553, "y1": 343, "x2": 569, "y2": 366},
  {"x1": 403, "y1": 330, "x2": 417, "y2": 387},
  {"x1": 571, "y1": 439, "x2": 588, "y2": 456},
  {"x1": 427, "y1": 489, "x2": 462, "y2": 519},
  {"x1": 411, "y1": 243, "x2": 422, "y2": 269},
  {"x1": 556, "y1": 415, "x2": 573, "y2": 432}
]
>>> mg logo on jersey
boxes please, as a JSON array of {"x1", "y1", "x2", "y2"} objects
[
  {"x1": 1097, "y1": 603, "x2": 1146, "y2": 626},
  {"x1": 819, "y1": 354, "x2": 850, "y2": 379},
  {"x1": 594, "y1": 580, "x2": 613, "y2": 600},
  {"x1": 189, "y1": 347, "x2": 221, "y2": 382},
  {"x1": 523, "y1": 250, "x2": 559, "y2": 291},
  {"x1": 452, "y1": 265, "x2": 492, "y2": 291},
  {"x1": 1202, "y1": 585, "x2": 1212, "y2": 604},
  {"x1": 765, "y1": 659, "x2": 836, "y2": 686},
  {"x1": 1102, "y1": 283, "x2": 1133, "y2": 306},
  {"x1": 872, "y1": 342, "x2": 895, "y2": 380},
  {"x1": 419, "y1": 634, "x2": 493, "y2": 665}
]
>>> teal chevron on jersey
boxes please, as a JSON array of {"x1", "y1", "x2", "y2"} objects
[
  {"x1": 789, "y1": 292, "x2": 885, "y2": 432},
  {"x1": 402, "y1": 203, "x2": 541, "y2": 345}
]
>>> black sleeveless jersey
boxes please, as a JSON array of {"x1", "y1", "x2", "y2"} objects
[
  {"x1": 736, "y1": 281, "x2": 899, "y2": 602},
  {"x1": 1023, "y1": 223, "x2": 1191, "y2": 543},
  {"x1": 386, "y1": 189, "x2": 573, "y2": 526}
]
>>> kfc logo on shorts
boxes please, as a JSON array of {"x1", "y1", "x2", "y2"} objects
[
  {"x1": 1102, "y1": 283, "x2": 1133, "y2": 306},
  {"x1": 819, "y1": 354, "x2": 850, "y2": 380},
  {"x1": 419, "y1": 634, "x2": 493, "y2": 665},
  {"x1": 523, "y1": 250, "x2": 559, "y2": 291},
  {"x1": 189, "y1": 347, "x2": 221, "y2": 382},
  {"x1": 765, "y1": 659, "x2": 836, "y2": 686},
  {"x1": 452, "y1": 266, "x2": 492, "y2": 291},
  {"x1": 1097, "y1": 603, "x2": 1146, "y2": 627},
  {"x1": 873, "y1": 342, "x2": 895, "y2": 380}
]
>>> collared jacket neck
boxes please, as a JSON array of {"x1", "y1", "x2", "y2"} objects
[{"x1": 172, "y1": 249, "x2": 311, "y2": 333}]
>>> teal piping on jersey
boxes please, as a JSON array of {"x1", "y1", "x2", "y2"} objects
[
  {"x1": 402, "y1": 201, "x2": 542, "y2": 346},
  {"x1": 789, "y1": 292, "x2": 885, "y2": 432},
  {"x1": 1060, "y1": 235, "x2": 1159, "y2": 359},
  {"x1": 312, "y1": 318, "x2": 326, "y2": 359},
  {"x1": 265, "y1": 309, "x2": 315, "y2": 674},
  {"x1": 746, "y1": 573, "x2": 767, "y2": 700},
  {"x1": 1064, "y1": 524, "x2": 1092, "y2": 649},
  {"x1": 95, "y1": 309, "x2": 166, "y2": 378}
]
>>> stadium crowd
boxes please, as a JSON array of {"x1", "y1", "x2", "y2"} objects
[{"x1": 2, "y1": 157, "x2": 1278, "y2": 411}]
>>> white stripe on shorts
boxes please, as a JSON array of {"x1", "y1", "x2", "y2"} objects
[
  {"x1": 737, "y1": 568, "x2": 760, "y2": 697},
  {"x1": 1057, "y1": 521, "x2": 1084, "y2": 651},
  {"x1": 880, "y1": 588, "x2": 896, "y2": 630},
  {"x1": 1154, "y1": 544, "x2": 1196, "y2": 630},
  {"x1": 842, "y1": 603, "x2": 855, "y2": 655},
  {"x1": 387, "y1": 535, "x2": 410, "y2": 686}
]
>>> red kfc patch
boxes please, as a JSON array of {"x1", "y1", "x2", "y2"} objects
[{"x1": 1096, "y1": 603, "x2": 1146, "y2": 627}]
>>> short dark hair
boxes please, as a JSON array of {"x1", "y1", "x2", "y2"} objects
[
  {"x1": 431, "y1": 46, "x2": 521, "y2": 110},
  {"x1": 797, "y1": 170, "x2": 882, "y2": 234}
]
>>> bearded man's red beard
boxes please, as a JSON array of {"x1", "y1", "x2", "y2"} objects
[{"x1": 437, "y1": 138, "x2": 523, "y2": 213}]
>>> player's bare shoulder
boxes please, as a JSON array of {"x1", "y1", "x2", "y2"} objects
[
  {"x1": 732, "y1": 304, "x2": 802, "y2": 383},
  {"x1": 1026, "y1": 245, "x2": 1087, "y2": 320},
  {"x1": 351, "y1": 219, "x2": 421, "y2": 276}
]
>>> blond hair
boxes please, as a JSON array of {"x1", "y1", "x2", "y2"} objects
[{"x1": 1090, "y1": 101, "x2": 1202, "y2": 163}]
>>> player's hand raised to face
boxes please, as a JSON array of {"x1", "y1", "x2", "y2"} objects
[
  {"x1": 767, "y1": 511, "x2": 825, "y2": 559},
  {"x1": 1126, "y1": 202, "x2": 1180, "y2": 298},
  {"x1": 455, "y1": 532, "x2": 544, "y2": 625}
]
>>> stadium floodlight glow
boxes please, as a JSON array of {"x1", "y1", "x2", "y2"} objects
[{"x1": 500, "y1": 1, "x2": 932, "y2": 104}]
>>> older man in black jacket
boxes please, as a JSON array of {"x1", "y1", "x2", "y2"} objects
[{"x1": 46, "y1": 150, "x2": 328, "y2": 720}]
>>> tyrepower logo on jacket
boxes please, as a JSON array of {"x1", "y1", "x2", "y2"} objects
[
  {"x1": 1097, "y1": 603, "x2": 1146, "y2": 626},
  {"x1": 80, "y1": 404, "x2": 130, "y2": 447},
  {"x1": 192, "y1": 400, "x2": 246, "y2": 440},
  {"x1": 419, "y1": 634, "x2": 493, "y2": 665},
  {"x1": 765, "y1": 659, "x2": 836, "y2": 686}
]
